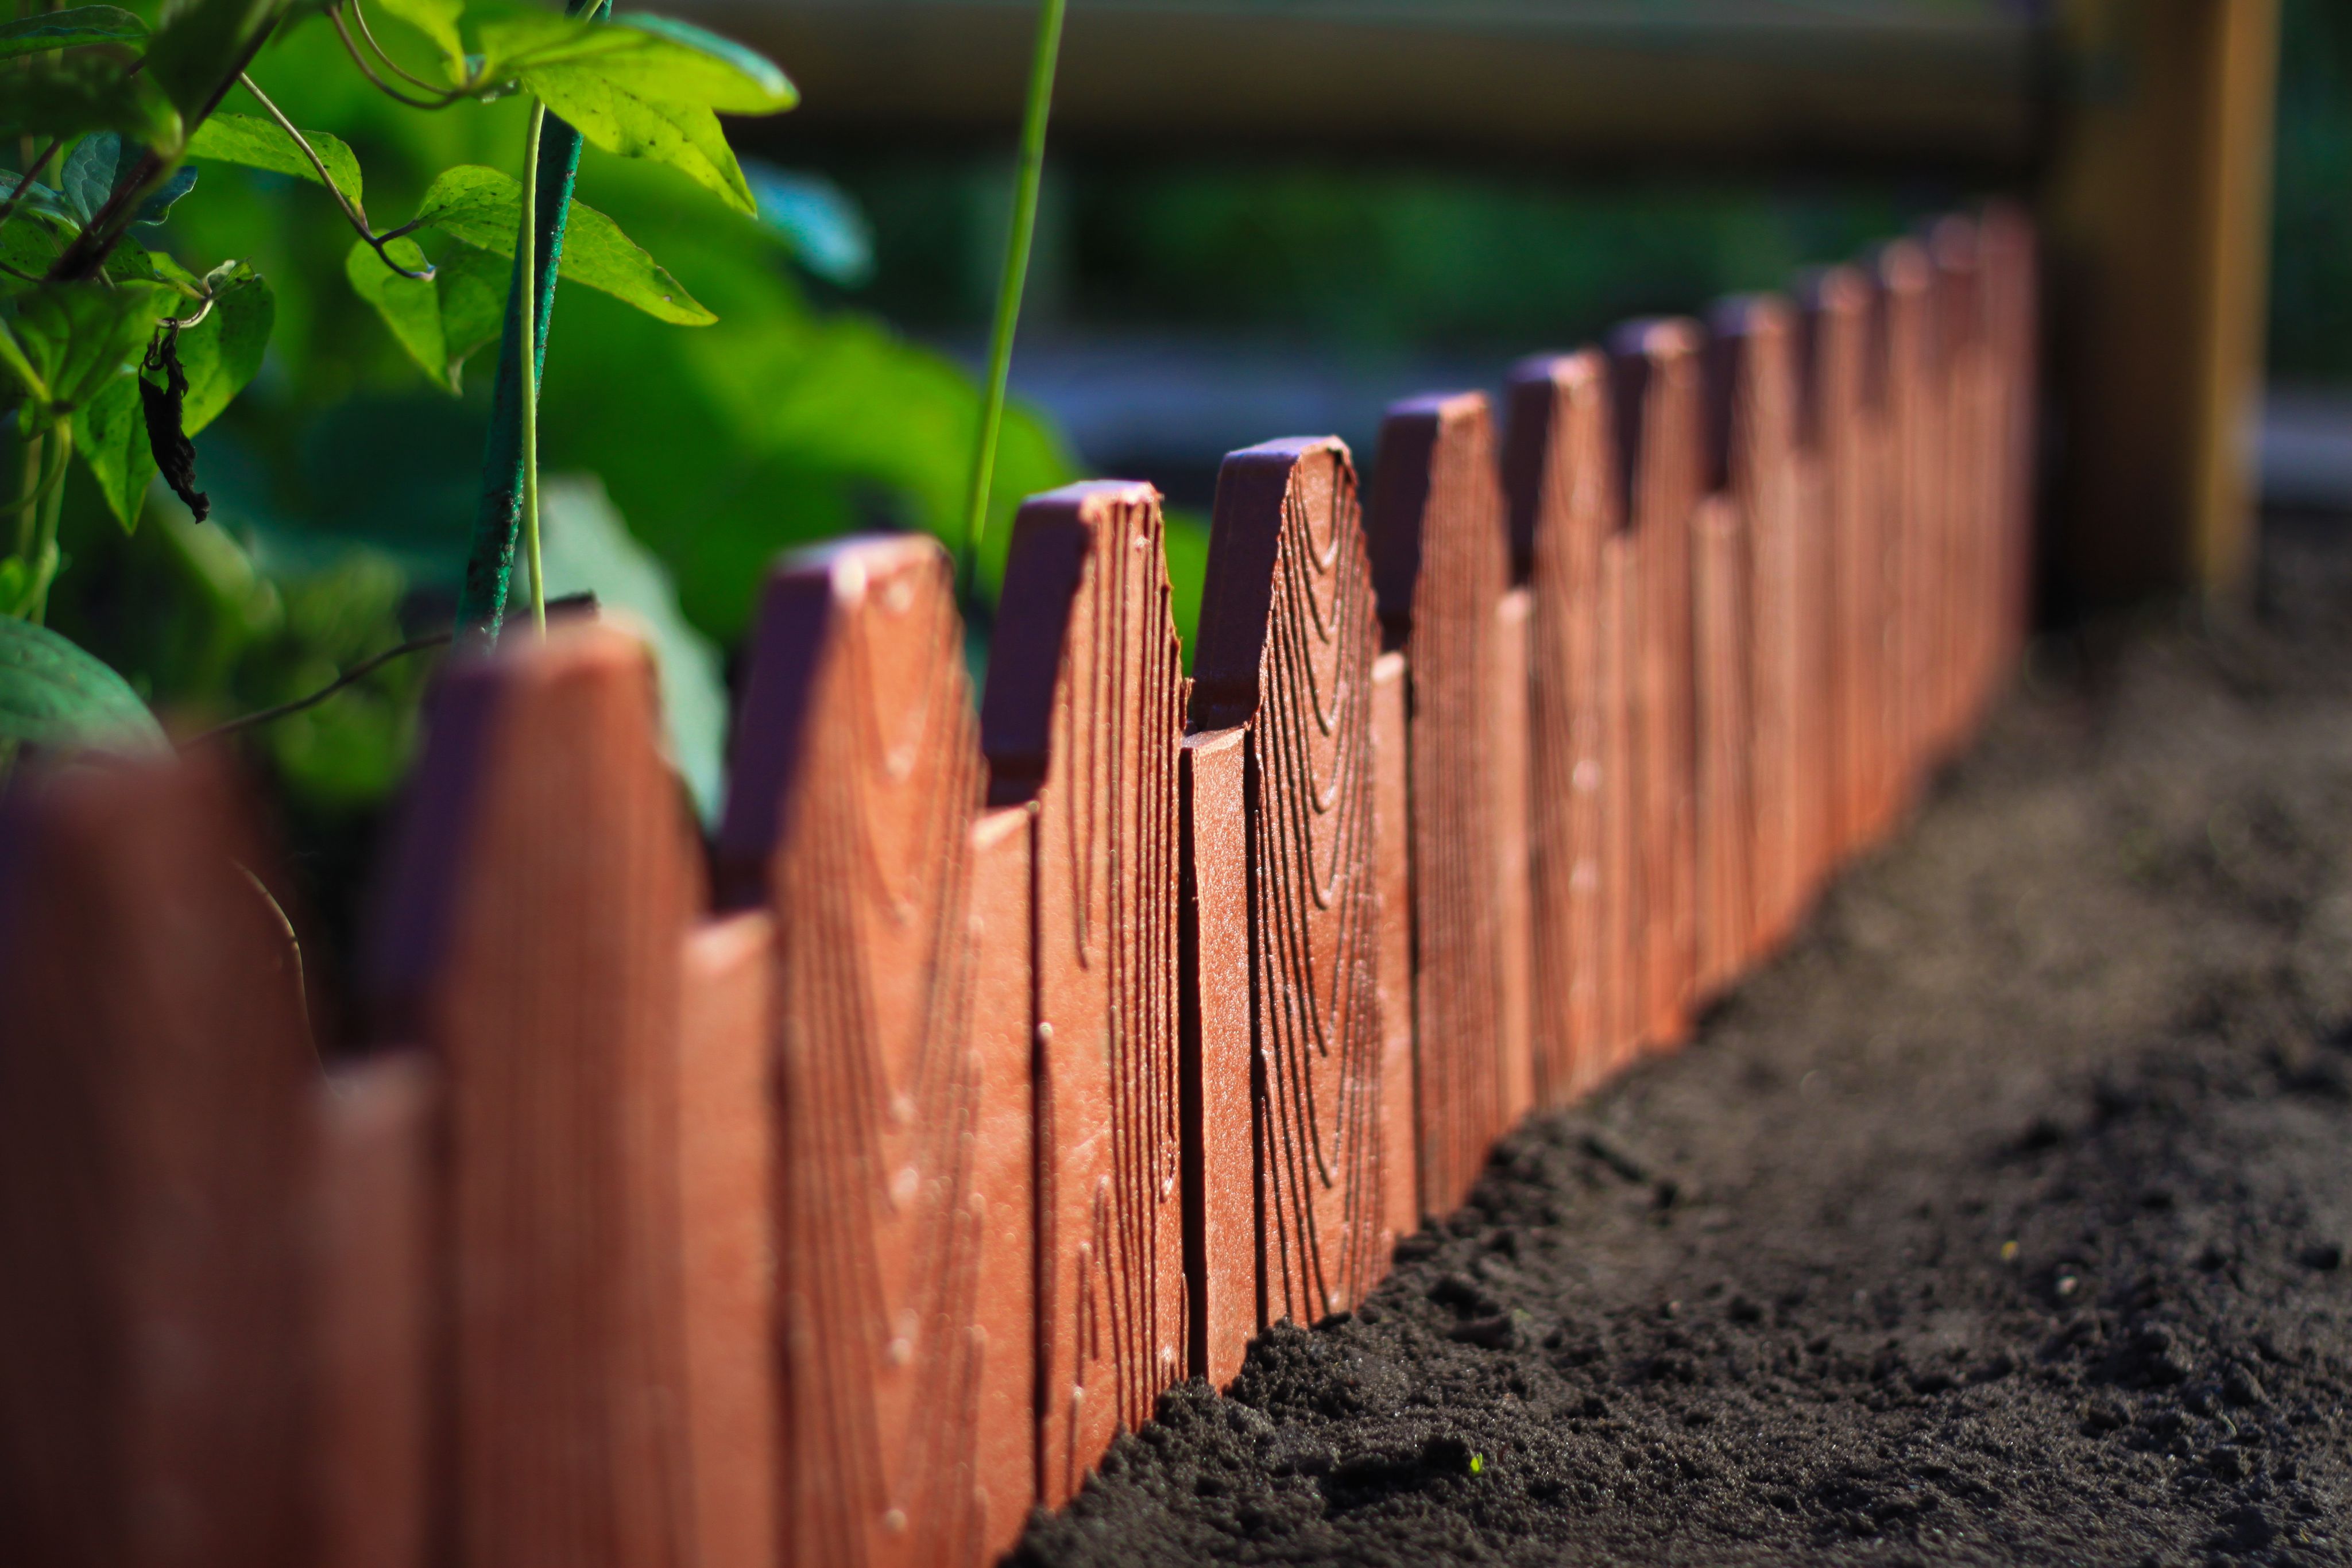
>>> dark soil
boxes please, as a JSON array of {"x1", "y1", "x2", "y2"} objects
[{"x1": 1011, "y1": 519, "x2": 2352, "y2": 1567}]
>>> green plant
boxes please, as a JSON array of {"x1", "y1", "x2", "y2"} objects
[{"x1": 0, "y1": 0, "x2": 793, "y2": 748}]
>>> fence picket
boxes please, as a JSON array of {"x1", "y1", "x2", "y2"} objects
[
  {"x1": 675, "y1": 912, "x2": 776, "y2": 1568},
  {"x1": 1368, "y1": 394, "x2": 1516, "y2": 1215},
  {"x1": 1190, "y1": 437, "x2": 1390, "y2": 1353},
  {"x1": 315, "y1": 1053, "x2": 439, "y2": 1568},
  {"x1": 982, "y1": 482, "x2": 1188, "y2": 1506},
  {"x1": 1798, "y1": 266, "x2": 1875, "y2": 864},
  {"x1": 1505, "y1": 353, "x2": 1616, "y2": 1107},
  {"x1": 0, "y1": 754, "x2": 316, "y2": 1568},
  {"x1": 1370, "y1": 650, "x2": 1421, "y2": 1240},
  {"x1": 365, "y1": 622, "x2": 699, "y2": 1568},
  {"x1": 1610, "y1": 322, "x2": 1707, "y2": 1049},
  {"x1": 717, "y1": 535, "x2": 1002, "y2": 1568}
]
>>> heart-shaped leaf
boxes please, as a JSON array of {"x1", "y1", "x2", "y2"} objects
[
  {"x1": 0, "y1": 615, "x2": 168, "y2": 754},
  {"x1": 5, "y1": 280, "x2": 172, "y2": 416},
  {"x1": 188, "y1": 111, "x2": 363, "y2": 207}
]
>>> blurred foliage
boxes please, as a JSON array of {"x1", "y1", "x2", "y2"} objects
[
  {"x1": 2269, "y1": 0, "x2": 2352, "y2": 384},
  {"x1": 11, "y1": 9, "x2": 1081, "y2": 823},
  {"x1": 830, "y1": 149, "x2": 1943, "y2": 357}
]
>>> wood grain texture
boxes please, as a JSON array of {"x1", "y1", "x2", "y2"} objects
[
  {"x1": 1595, "y1": 532, "x2": 1645, "y2": 1082},
  {"x1": 365, "y1": 621, "x2": 698, "y2": 1568},
  {"x1": 1491, "y1": 584, "x2": 1537, "y2": 1126},
  {"x1": 1182, "y1": 724, "x2": 1252, "y2": 1387},
  {"x1": 0, "y1": 753, "x2": 316, "y2": 1568},
  {"x1": 1370, "y1": 650, "x2": 1419, "y2": 1239},
  {"x1": 677, "y1": 913, "x2": 777, "y2": 1568},
  {"x1": 1193, "y1": 437, "x2": 1388, "y2": 1339},
  {"x1": 717, "y1": 534, "x2": 997, "y2": 1568},
  {"x1": 1708, "y1": 296, "x2": 1801, "y2": 956},
  {"x1": 1504, "y1": 353, "x2": 1616, "y2": 1109},
  {"x1": 982, "y1": 481, "x2": 1187, "y2": 1506},
  {"x1": 965, "y1": 806, "x2": 1036, "y2": 1556},
  {"x1": 315, "y1": 1052, "x2": 438, "y2": 1568},
  {"x1": 1368, "y1": 393, "x2": 1512, "y2": 1215},
  {"x1": 1610, "y1": 321, "x2": 1707, "y2": 1050}
]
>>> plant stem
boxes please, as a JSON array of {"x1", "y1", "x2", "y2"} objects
[
  {"x1": 958, "y1": 0, "x2": 1066, "y2": 606},
  {"x1": 25, "y1": 424, "x2": 69, "y2": 624},
  {"x1": 12, "y1": 429, "x2": 42, "y2": 558},
  {"x1": 518, "y1": 99, "x2": 547, "y2": 636},
  {"x1": 452, "y1": 0, "x2": 608, "y2": 644}
]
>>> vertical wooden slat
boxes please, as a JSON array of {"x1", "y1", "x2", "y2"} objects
[
  {"x1": 1503, "y1": 353, "x2": 1614, "y2": 1109},
  {"x1": 365, "y1": 621, "x2": 697, "y2": 1568},
  {"x1": 1709, "y1": 296, "x2": 1801, "y2": 957},
  {"x1": 676, "y1": 913, "x2": 776, "y2": 1568},
  {"x1": 316, "y1": 1053, "x2": 438, "y2": 1568},
  {"x1": 1798, "y1": 266, "x2": 1875, "y2": 866},
  {"x1": 1192, "y1": 437, "x2": 1388, "y2": 1345},
  {"x1": 1786, "y1": 447, "x2": 1835, "y2": 909},
  {"x1": 965, "y1": 805, "x2": 1036, "y2": 1555},
  {"x1": 1689, "y1": 491, "x2": 1753, "y2": 997},
  {"x1": 1367, "y1": 393, "x2": 1512, "y2": 1216},
  {"x1": 1491, "y1": 583, "x2": 1537, "y2": 1124},
  {"x1": 1878, "y1": 239, "x2": 1936, "y2": 815},
  {"x1": 982, "y1": 481, "x2": 1187, "y2": 1507},
  {"x1": 1369, "y1": 649, "x2": 1419, "y2": 1240},
  {"x1": 1610, "y1": 320, "x2": 1707, "y2": 1050},
  {"x1": 1595, "y1": 533, "x2": 1643, "y2": 1082},
  {"x1": 1181, "y1": 725, "x2": 1252, "y2": 1387},
  {"x1": 715, "y1": 534, "x2": 998, "y2": 1568},
  {"x1": 0, "y1": 753, "x2": 315, "y2": 1568}
]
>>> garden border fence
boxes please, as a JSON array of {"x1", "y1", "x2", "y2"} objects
[{"x1": 0, "y1": 206, "x2": 2036, "y2": 1568}]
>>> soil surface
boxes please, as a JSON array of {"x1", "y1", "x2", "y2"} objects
[{"x1": 1011, "y1": 520, "x2": 2352, "y2": 1568}]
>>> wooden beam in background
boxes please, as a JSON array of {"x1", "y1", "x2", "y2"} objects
[{"x1": 2041, "y1": 0, "x2": 2281, "y2": 601}]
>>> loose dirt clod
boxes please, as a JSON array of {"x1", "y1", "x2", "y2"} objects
[{"x1": 1009, "y1": 521, "x2": 2352, "y2": 1566}]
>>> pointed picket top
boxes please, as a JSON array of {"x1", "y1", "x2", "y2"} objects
[
  {"x1": 1190, "y1": 436, "x2": 1387, "y2": 1366},
  {"x1": 365, "y1": 620, "x2": 701, "y2": 1568},
  {"x1": 1503, "y1": 352, "x2": 1620, "y2": 1105},
  {"x1": 1607, "y1": 318, "x2": 1706, "y2": 1048},
  {"x1": 721, "y1": 533, "x2": 1012, "y2": 1567},
  {"x1": 1367, "y1": 393, "x2": 1515, "y2": 1215},
  {"x1": 0, "y1": 752, "x2": 315, "y2": 1568},
  {"x1": 982, "y1": 479, "x2": 1187, "y2": 1505}
]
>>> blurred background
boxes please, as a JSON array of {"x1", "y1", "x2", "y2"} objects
[{"x1": 7, "y1": 0, "x2": 2339, "y2": 938}]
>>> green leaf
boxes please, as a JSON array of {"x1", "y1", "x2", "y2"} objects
[
  {"x1": 434, "y1": 242, "x2": 507, "y2": 382},
  {"x1": 58, "y1": 133, "x2": 196, "y2": 229},
  {"x1": 74, "y1": 370, "x2": 156, "y2": 528},
  {"x1": 345, "y1": 235, "x2": 445, "y2": 388},
  {"x1": 0, "y1": 615, "x2": 168, "y2": 754},
  {"x1": 6, "y1": 280, "x2": 172, "y2": 414},
  {"x1": 0, "y1": 5, "x2": 148, "y2": 60},
  {"x1": 605, "y1": 14, "x2": 795, "y2": 111},
  {"x1": 188, "y1": 111, "x2": 363, "y2": 207},
  {"x1": 535, "y1": 474, "x2": 727, "y2": 822},
  {"x1": 372, "y1": 0, "x2": 464, "y2": 78},
  {"x1": 0, "y1": 55, "x2": 183, "y2": 148},
  {"x1": 145, "y1": 0, "x2": 283, "y2": 119},
  {"x1": 177, "y1": 265, "x2": 272, "y2": 431},
  {"x1": 413, "y1": 165, "x2": 714, "y2": 324},
  {"x1": 475, "y1": 10, "x2": 793, "y2": 215},
  {"x1": 346, "y1": 237, "x2": 507, "y2": 394},
  {"x1": 0, "y1": 171, "x2": 74, "y2": 226}
]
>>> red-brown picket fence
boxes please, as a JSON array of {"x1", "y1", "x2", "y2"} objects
[{"x1": 0, "y1": 206, "x2": 2036, "y2": 1568}]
